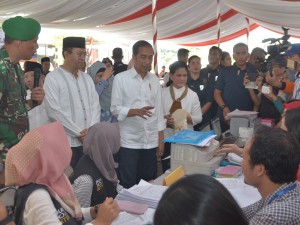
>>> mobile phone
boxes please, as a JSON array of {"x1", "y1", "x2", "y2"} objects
[
  {"x1": 262, "y1": 85, "x2": 271, "y2": 94},
  {"x1": 247, "y1": 73, "x2": 259, "y2": 81},
  {"x1": 245, "y1": 73, "x2": 258, "y2": 89}
]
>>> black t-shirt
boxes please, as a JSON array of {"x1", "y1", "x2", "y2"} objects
[
  {"x1": 113, "y1": 62, "x2": 127, "y2": 75},
  {"x1": 259, "y1": 87, "x2": 281, "y2": 123},
  {"x1": 215, "y1": 63, "x2": 257, "y2": 112}
]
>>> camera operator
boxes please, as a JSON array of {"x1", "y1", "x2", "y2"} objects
[
  {"x1": 248, "y1": 47, "x2": 267, "y2": 70},
  {"x1": 266, "y1": 44, "x2": 300, "y2": 100},
  {"x1": 258, "y1": 56, "x2": 289, "y2": 123}
]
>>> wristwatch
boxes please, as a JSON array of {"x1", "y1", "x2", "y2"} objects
[{"x1": 221, "y1": 104, "x2": 227, "y2": 109}]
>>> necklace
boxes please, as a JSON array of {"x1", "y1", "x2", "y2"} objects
[{"x1": 169, "y1": 84, "x2": 188, "y2": 114}]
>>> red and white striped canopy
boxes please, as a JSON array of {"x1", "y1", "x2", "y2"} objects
[{"x1": 1, "y1": 0, "x2": 300, "y2": 46}]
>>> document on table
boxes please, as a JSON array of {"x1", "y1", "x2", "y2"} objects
[
  {"x1": 216, "y1": 177, "x2": 261, "y2": 208},
  {"x1": 116, "y1": 180, "x2": 168, "y2": 208},
  {"x1": 227, "y1": 109, "x2": 258, "y2": 119},
  {"x1": 111, "y1": 208, "x2": 155, "y2": 225}
]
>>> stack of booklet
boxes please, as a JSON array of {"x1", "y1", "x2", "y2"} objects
[
  {"x1": 116, "y1": 180, "x2": 168, "y2": 209},
  {"x1": 163, "y1": 130, "x2": 216, "y2": 147},
  {"x1": 215, "y1": 165, "x2": 242, "y2": 178}
]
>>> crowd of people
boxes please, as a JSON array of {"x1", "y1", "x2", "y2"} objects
[{"x1": 1, "y1": 15, "x2": 300, "y2": 225}]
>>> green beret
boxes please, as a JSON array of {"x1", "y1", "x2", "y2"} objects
[{"x1": 2, "y1": 16, "x2": 41, "y2": 41}]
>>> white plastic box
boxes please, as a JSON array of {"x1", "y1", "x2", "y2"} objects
[{"x1": 170, "y1": 139, "x2": 223, "y2": 175}]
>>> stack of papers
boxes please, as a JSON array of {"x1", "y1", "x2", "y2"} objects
[
  {"x1": 215, "y1": 165, "x2": 242, "y2": 178},
  {"x1": 227, "y1": 109, "x2": 258, "y2": 119},
  {"x1": 163, "y1": 130, "x2": 216, "y2": 147},
  {"x1": 116, "y1": 180, "x2": 168, "y2": 209},
  {"x1": 228, "y1": 153, "x2": 243, "y2": 166}
]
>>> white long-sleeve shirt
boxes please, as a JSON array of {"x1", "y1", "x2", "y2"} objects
[
  {"x1": 44, "y1": 66, "x2": 100, "y2": 147},
  {"x1": 23, "y1": 188, "x2": 92, "y2": 225},
  {"x1": 162, "y1": 86, "x2": 202, "y2": 138},
  {"x1": 110, "y1": 67, "x2": 166, "y2": 149}
]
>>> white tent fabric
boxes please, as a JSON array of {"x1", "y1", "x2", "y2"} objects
[
  {"x1": 223, "y1": 0, "x2": 300, "y2": 29},
  {"x1": 0, "y1": 0, "x2": 300, "y2": 45}
]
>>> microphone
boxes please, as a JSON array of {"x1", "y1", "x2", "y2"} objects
[
  {"x1": 33, "y1": 68, "x2": 41, "y2": 88},
  {"x1": 32, "y1": 68, "x2": 41, "y2": 108}
]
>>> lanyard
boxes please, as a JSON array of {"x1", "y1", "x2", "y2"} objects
[{"x1": 268, "y1": 183, "x2": 296, "y2": 205}]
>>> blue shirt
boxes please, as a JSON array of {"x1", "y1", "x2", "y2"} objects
[{"x1": 215, "y1": 63, "x2": 257, "y2": 112}]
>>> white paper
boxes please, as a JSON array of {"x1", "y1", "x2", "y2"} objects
[
  {"x1": 216, "y1": 177, "x2": 261, "y2": 208},
  {"x1": 111, "y1": 208, "x2": 155, "y2": 225},
  {"x1": 228, "y1": 153, "x2": 243, "y2": 165},
  {"x1": 116, "y1": 180, "x2": 168, "y2": 209},
  {"x1": 227, "y1": 109, "x2": 258, "y2": 119}
]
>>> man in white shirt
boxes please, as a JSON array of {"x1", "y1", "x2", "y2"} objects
[
  {"x1": 111, "y1": 40, "x2": 166, "y2": 188},
  {"x1": 44, "y1": 37, "x2": 100, "y2": 169}
]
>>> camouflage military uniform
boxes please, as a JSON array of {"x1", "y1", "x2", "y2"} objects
[{"x1": 0, "y1": 47, "x2": 29, "y2": 150}]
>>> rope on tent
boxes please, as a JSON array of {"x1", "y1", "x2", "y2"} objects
[
  {"x1": 152, "y1": 0, "x2": 158, "y2": 76},
  {"x1": 217, "y1": 0, "x2": 221, "y2": 47},
  {"x1": 246, "y1": 18, "x2": 250, "y2": 46}
]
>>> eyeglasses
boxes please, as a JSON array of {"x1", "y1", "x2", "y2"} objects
[{"x1": 68, "y1": 51, "x2": 89, "y2": 58}]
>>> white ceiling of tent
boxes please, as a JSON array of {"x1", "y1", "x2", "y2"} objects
[{"x1": 0, "y1": 0, "x2": 300, "y2": 45}]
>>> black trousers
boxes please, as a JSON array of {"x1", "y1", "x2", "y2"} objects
[
  {"x1": 70, "y1": 146, "x2": 84, "y2": 170},
  {"x1": 161, "y1": 142, "x2": 171, "y2": 173}
]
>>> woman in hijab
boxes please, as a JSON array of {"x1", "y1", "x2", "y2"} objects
[
  {"x1": 161, "y1": 61, "x2": 202, "y2": 172},
  {"x1": 5, "y1": 122, "x2": 119, "y2": 225},
  {"x1": 87, "y1": 61, "x2": 116, "y2": 123},
  {"x1": 71, "y1": 123, "x2": 120, "y2": 208}
]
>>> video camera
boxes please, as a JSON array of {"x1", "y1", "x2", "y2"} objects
[{"x1": 257, "y1": 27, "x2": 291, "y2": 73}]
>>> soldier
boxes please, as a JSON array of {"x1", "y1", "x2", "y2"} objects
[{"x1": 0, "y1": 16, "x2": 43, "y2": 151}]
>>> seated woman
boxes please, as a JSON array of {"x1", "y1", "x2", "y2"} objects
[
  {"x1": 71, "y1": 123, "x2": 120, "y2": 207},
  {"x1": 87, "y1": 61, "x2": 116, "y2": 122},
  {"x1": 161, "y1": 61, "x2": 202, "y2": 172},
  {"x1": 153, "y1": 174, "x2": 248, "y2": 225},
  {"x1": 5, "y1": 122, "x2": 119, "y2": 225}
]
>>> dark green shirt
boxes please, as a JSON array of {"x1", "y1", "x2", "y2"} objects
[{"x1": 0, "y1": 47, "x2": 28, "y2": 149}]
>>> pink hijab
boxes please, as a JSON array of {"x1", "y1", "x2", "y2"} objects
[
  {"x1": 5, "y1": 122, "x2": 82, "y2": 220},
  {"x1": 83, "y1": 122, "x2": 120, "y2": 184}
]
